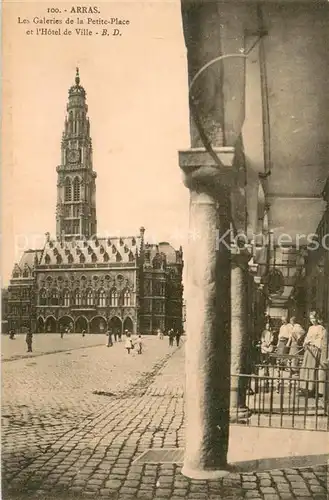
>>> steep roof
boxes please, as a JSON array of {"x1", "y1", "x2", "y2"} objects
[
  {"x1": 39, "y1": 236, "x2": 141, "y2": 266},
  {"x1": 18, "y1": 249, "x2": 42, "y2": 269}
]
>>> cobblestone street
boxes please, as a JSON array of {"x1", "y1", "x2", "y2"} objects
[{"x1": 2, "y1": 335, "x2": 328, "y2": 500}]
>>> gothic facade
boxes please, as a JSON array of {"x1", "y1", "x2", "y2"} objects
[{"x1": 7, "y1": 70, "x2": 184, "y2": 334}]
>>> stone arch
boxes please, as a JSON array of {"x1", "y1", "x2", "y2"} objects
[
  {"x1": 39, "y1": 288, "x2": 47, "y2": 306},
  {"x1": 37, "y1": 316, "x2": 44, "y2": 333},
  {"x1": 90, "y1": 315, "x2": 107, "y2": 334},
  {"x1": 75, "y1": 316, "x2": 89, "y2": 333},
  {"x1": 73, "y1": 176, "x2": 81, "y2": 201},
  {"x1": 108, "y1": 316, "x2": 122, "y2": 335},
  {"x1": 45, "y1": 315, "x2": 57, "y2": 333},
  {"x1": 97, "y1": 288, "x2": 106, "y2": 307},
  {"x1": 58, "y1": 315, "x2": 74, "y2": 332},
  {"x1": 122, "y1": 288, "x2": 131, "y2": 306},
  {"x1": 64, "y1": 176, "x2": 72, "y2": 201},
  {"x1": 123, "y1": 316, "x2": 134, "y2": 334}
]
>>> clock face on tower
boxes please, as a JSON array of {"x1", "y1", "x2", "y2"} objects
[{"x1": 67, "y1": 149, "x2": 80, "y2": 163}]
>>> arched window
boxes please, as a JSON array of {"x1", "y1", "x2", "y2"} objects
[
  {"x1": 73, "y1": 177, "x2": 80, "y2": 201},
  {"x1": 123, "y1": 289, "x2": 131, "y2": 306},
  {"x1": 65, "y1": 178, "x2": 72, "y2": 201},
  {"x1": 68, "y1": 253, "x2": 74, "y2": 264},
  {"x1": 98, "y1": 289, "x2": 106, "y2": 307},
  {"x1": 56, "y1": 254, "x2": 62, "y2": 265},
  {"x1": 51, "y1": 289, "x2": 59, "y2": 306},
  {"x1": 63, "y1": 290, "x2": 70, "y2": 307},
  {"x1": 39, "y1": 289, "x2": 47, "y2": 306},
  {"x1": 80, "y1": 253, "x2": 85, "y2": 264},
  {"x1": 22, "y1": 267, "x2": 29, "y2": 278},
  {"x1": 87, "y1": 289, "x2": 93, "y2": 306},
  {"x1": 91, "y1": 253, "x2": 97, "y2": 263},
  {"x1": 110, "y1": 288, "x2": 118, "y2": 307},
  {"x1": 75, "y1": 290, "x2": 81, "y2": 306},
  {"x1": 103, "y1": 252, "x2": 109, "y2": 263},
  {"x1": 45, "y1": 254, "x2": 51, "y2": 265}
]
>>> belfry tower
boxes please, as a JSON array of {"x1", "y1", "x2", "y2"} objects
[{"x1": 56, "y1": 68, "x2": 97, "y2": 240}]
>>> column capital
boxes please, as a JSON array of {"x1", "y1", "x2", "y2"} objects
[{"x1": 179, "y1": 147, "x2": 235, "y2": 196}]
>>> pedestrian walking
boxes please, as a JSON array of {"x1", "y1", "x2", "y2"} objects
[
  {"x1": 175, "y1": 330, "x2": 181, "y2": 347},
  {"x1": 106, "y1": 329, "x2": 113, "y2": 347},
  {"x1": 82, "y1": 329, "x2": 86, "y2": 337},
  {"x1": 125, "y1": 334, "x2": 134, "y2": 354},
  {"x1": 26, "y1": 330, "x2": 33, "y2": 352},
  {"x1": 157, "y1": 328, "x2": 164, "y2": 340},
  {"x1": 169, "y1": 329, "x2": 175, "y2": 347},
  {"x1": 9, "y1": 330, "x2": 15, "y2": 340},
  {"x1": 136, "y1": 335, "x2": 143, "y2": 354}
]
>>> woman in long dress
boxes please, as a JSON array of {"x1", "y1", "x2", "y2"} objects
[{"x1": 299, "y1": 311, "x2": 326, "y2": 396}]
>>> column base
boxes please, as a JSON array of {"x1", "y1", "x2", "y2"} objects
[
  {"x1": 229, "y1": 406, "x2": 252, "y2": 424},
  {"x1": 181, "y1": 464, "x2": 230, "y2": 480}
]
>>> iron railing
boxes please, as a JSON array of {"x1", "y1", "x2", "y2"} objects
[{"x1": 231, "y1": 363, "x2": 329, "y2": 431}]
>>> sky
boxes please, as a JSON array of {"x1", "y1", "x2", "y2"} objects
[{"x1": 2, "y1": 0, "x2": 191, "y2": 286}]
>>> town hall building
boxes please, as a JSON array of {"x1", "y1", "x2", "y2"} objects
[{"x1": 7, "y1": 69, "x2": 184, "y2": 335}]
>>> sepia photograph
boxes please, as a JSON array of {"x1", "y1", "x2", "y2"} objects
[{"x1": 1, "y1": 1, "x2": 329, "y2": 499}]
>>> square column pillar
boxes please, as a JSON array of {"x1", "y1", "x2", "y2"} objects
[{"x1": 179, "y1": 147, "x2": 234, "y2": 479}]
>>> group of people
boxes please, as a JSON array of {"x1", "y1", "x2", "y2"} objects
[
  {"x1": 166, "y1": 329, "x2": 182, "y2": 347},
  {"x1": 260, "y1": 311, "x2": 329, "y2": 399},
  {"x1": 261, "y1": 316, "x2": 306, "y2": 367},
  {"x1": 106, "y1": 329, "x2": 143, "y2": 355}
]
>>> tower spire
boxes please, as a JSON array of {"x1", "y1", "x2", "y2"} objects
[
  {"x1": 56, "y1": 69, "x2": 97, "y2": 241},
  {"x1": 75, "y1": 67, "x2": 80, "y2": 86}
]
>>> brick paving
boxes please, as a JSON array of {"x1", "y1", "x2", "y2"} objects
[{"x1": 2, "y1": 335, "x2": 328, "y2": 500}]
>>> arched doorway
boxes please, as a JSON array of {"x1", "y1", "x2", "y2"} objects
[
  {"x1": 123, "y1": 316, "x2": 134, "y2": 334},
  {"x1": 108, "y1": 316, "x2": 122, "y2": 337},
  {"x1": 75, "y1": 316, "x2": 88, "y2": 333},
  {"x1": 58, "y1": 315, "x2": 74, "y2": 333},
  {"x1": 37, "y1": 316, "x2": 44, "y2": 333},
  {"x1": 90, "y1": 316, "x2": 107, "y2": 334},
  {"x1": 45, "y1": 316, "x2": 57, "y2": 333}
]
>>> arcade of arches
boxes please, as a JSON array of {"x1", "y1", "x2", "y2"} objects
[{"x1": 37, "y1": 315, "x2": 135, "y2": 334}]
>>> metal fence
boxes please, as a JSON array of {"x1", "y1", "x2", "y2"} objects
[{"x1": 231, "y1": 357, "x2": 329, "y2": 431}]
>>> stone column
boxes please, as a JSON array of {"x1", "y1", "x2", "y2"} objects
[
  {"x1": 179, "y1": 147, "x2": 234, "y2": 479},
  {"x1": 230, "y1": 249, "x2": 251, "y2": 421}
]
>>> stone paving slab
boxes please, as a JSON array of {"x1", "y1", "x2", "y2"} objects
[
  {"x1": 2, "y1": 337, "x2": 328, "y2": 500},
  {"x1": 1, "y1": 333, "x2": 109, "y2": 362}
]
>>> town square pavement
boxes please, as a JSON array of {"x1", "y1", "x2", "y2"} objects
[{"x1": 2, "y1": 334, "x2": 328, "y2": 500}]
